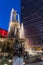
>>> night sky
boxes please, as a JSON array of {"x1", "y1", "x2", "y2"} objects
[{"x1": 0, "y1": 0, "x2": 21, "y2": 31}]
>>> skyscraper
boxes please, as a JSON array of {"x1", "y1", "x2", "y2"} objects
[{"x1": 21, "y1": 0, "x2": 43, "y2": 45}]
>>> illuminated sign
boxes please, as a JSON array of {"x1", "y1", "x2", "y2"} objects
[{"x1": 0, "y1": 28, "x2": 8, "y2": 37}]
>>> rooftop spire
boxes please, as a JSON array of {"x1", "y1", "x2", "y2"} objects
[{"x1": 10, "y1": 8, "x2": 17, "y2": 22}]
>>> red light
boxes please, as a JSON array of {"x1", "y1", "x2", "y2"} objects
[{"x1": 0, "y1": 29, "x2": 8, "y2": 37}]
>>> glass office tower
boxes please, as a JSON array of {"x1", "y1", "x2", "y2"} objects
[{"x1": 21, "y1": 0, "x2": 43, "y2": 45}]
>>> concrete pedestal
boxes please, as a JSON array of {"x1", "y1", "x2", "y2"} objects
[{"x1": 13, "y1": 56, "x2": 23, "y2": 65}]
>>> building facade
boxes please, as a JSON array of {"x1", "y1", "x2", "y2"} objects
[{"x1": 21, "y1": 0, "x2": 43, "y2": 45}]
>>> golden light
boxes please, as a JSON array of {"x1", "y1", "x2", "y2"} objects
[
  {"x1": 4, "y1": 64, "x2": 8, "y2": 65},
  {"x1": 19, "y1": 23, "x2": 25, "y2": 38},
  {"x1": 8, "y1": 59, "x2": 12, "y2": 62}
]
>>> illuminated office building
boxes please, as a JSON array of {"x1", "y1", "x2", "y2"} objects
[{"x1": 21, "y1": 0, "x2": 43, "y2": 45}]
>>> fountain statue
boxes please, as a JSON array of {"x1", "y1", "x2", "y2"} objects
[
  {"x1": 7, "y1": 8, "x2": 25, "y2": 65},
  {"x1": 0, "y1": 8, "x2": 28, "y2": 65}
]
